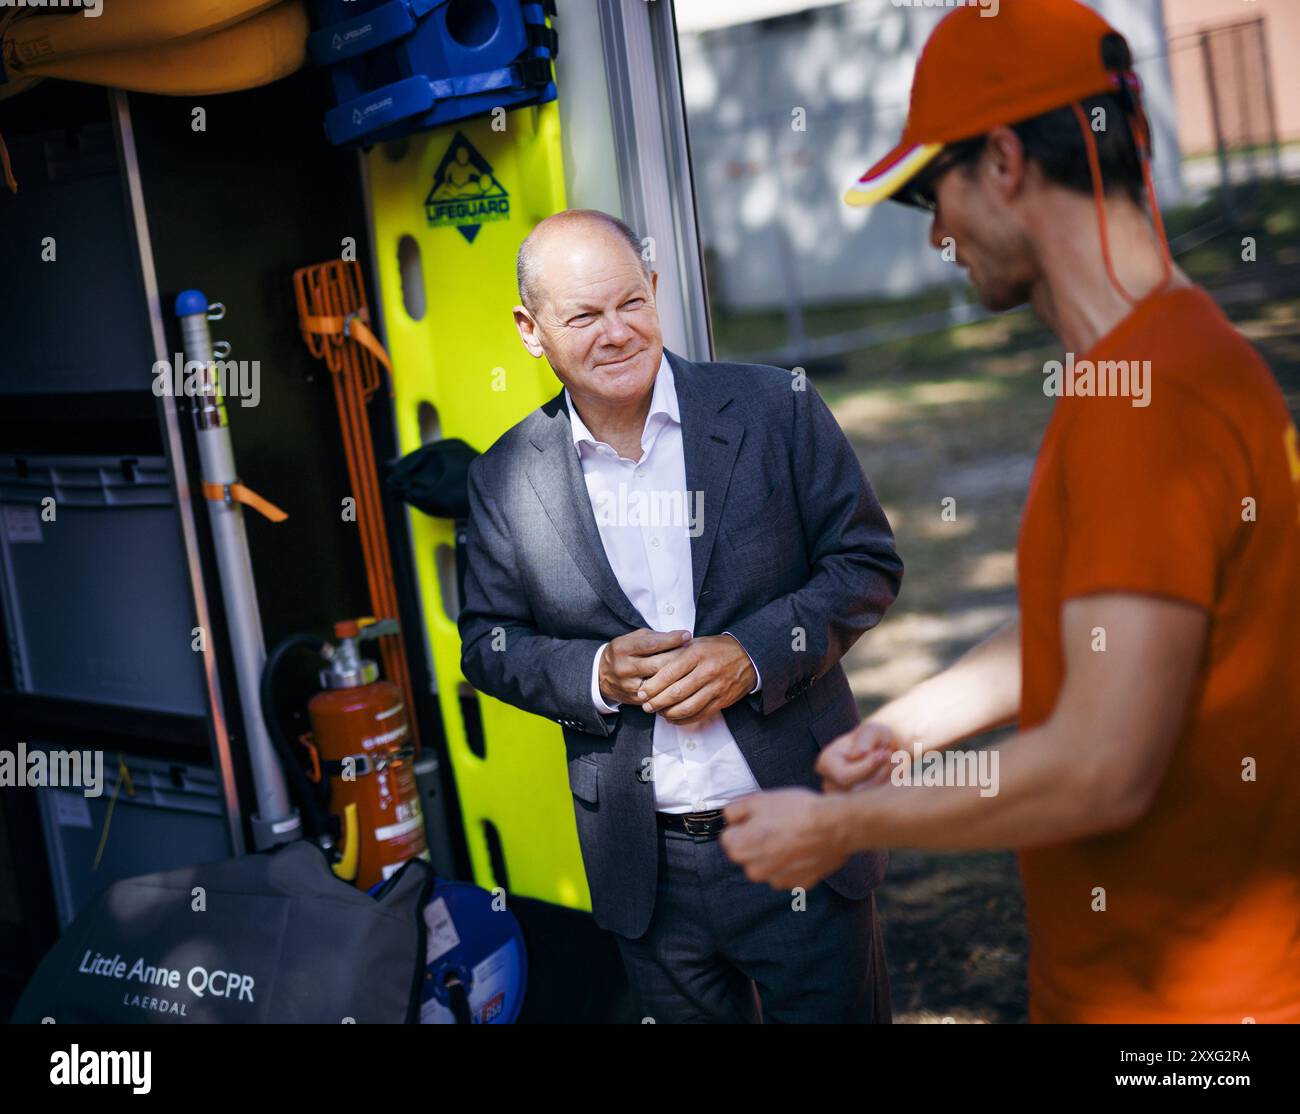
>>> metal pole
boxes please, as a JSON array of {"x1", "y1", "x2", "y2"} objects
[
  {"x1": 110, "y1": 91, "x2": 245, "y2": 856},
  {"x1": 1231, "y1": 22, "x2": 1257, "y2": 185},
  {"x1": 1199, "y1": 31, "x2": 1237, "y2": 225},
  {"x1": 768, "y1": 112, "x2": 808, "y2": 361},
  {"x1": 1254, "y1": 16, "x2": 1284, "y2": 180},
  {"x1": 597, "y1": 0, "x2": 714, "y2": 359},
  {"x1": 175, "y1": 290, "x2": 299, "y2": 851}
]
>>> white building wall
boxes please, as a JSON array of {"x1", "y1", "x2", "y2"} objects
[{"x1": 678, "y1": 0, "x2": 1185, "y2": 312}]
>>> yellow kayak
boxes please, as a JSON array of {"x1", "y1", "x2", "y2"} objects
[
  {"x1": 7, "y1": 1, "x2": 307, "y2": 96},
  {"x1": 5, "y1": 0, "x2": 284, "y2": 66}
]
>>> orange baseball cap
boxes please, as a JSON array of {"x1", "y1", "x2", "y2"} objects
[{"x1": 845, "y1": 0, "x2": 1128, "y2": 207}]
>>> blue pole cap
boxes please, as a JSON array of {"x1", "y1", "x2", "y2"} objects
[{"x1": 174, "y1": 289, "x2": 209, "y2": 318}]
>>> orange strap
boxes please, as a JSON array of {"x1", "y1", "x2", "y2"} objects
[
  {"x1": 0, "y1": 129, "x2": 16, "y2": 194},
  {"x1": 298, "y1": 733, "x2": 322, "y2": 784},
  {"x1": 202, "y1": 480, "x2": 288, "y2": 523},
  {"x1": 1071, "y1": 99, "x2": 1172, "y2": 308},
  {"x1": 299, "y1": 310, "x2": 393, "y2": 374}
]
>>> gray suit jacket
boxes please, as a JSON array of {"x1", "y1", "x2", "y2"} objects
[{"x1": 458, "y1": 350, "x2": 903, "y2": 938}]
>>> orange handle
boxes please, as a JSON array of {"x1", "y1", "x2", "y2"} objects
[{"x1": 202, "y1": 480, "x2": 288, "y2": 523}]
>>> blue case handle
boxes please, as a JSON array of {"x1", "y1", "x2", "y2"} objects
[
  {"x1": 324, "y1": 75, "x2": 437, "y2": 145},
  {"x1": 324, "y1": 60, "x2": 546, "y2": 145},
  {"x1": 307, "y1": 0, "x2": 444, "y2": 65},
  {"x1": 430, "y1": 65, "x2": 519, "y2": 100}
]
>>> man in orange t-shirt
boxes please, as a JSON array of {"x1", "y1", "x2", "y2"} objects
[{"x1": 707, "y1": 0, "x2": 1300, "y2": 1021}]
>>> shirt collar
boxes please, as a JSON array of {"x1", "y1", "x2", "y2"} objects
[{"x1": 565, "y1": 352, "x2": 678, "y2": 453}]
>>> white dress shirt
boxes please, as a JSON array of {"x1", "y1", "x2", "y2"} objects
[{"x1": 566, "y1": 356, "x2": 763, "y2": 814}]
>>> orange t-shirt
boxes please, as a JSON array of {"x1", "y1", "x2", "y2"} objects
[{"x1": 1016, "y1": 285, "x2": 1300, "y2": 1023}]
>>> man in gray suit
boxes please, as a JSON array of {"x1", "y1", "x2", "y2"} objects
[{"x1": 458, "y1": 208, "x2": 902, "y2": 1023}]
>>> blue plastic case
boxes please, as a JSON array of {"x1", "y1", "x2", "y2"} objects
[{"x1": 308, "y1": 0, "x2": 558, "y2": 147}]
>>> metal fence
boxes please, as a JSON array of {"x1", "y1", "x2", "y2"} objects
[
  {"x1": 1167, "y1": 15, "x2": 1284, "y2": 221},
  {"x1": 689, "y1": 10, "x2": 1291, "y2": 367}
]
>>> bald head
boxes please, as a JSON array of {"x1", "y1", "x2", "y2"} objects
[
  {"x1": 511, "y1": 208, "x2": 663, "y2": 415},
  {"x1": 517, "y1": 209, "x2": 648, "y2": 314}
]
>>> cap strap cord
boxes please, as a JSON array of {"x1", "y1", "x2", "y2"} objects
[{"x1": 1071, "y1": 96, "x2": 1173, "y2": 308}]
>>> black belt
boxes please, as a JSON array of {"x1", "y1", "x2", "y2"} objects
[{"x1": 657, "y1": 809, "x2": 727, "y2": 838}]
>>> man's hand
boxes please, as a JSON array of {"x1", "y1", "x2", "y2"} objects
[
  {"x1": 817, "y1": 721, "x2": 902, "y2": 794},
  {"x1": 636, "y1": 633, "x2": 757, "y2": 725},
  {"x1": 598, "y1": 628, "x2": 692, "y2": 707},
  {"x1": 721, "y1": 788, "x2": 852, "y2": 890}
]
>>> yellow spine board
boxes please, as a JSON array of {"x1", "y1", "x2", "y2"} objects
[
  {"x1": 10, "y1": 1, "x2": 306, "y2": 96},
  {"x1": 366, "y1": 102, "x2": 591, "y2": 911}
]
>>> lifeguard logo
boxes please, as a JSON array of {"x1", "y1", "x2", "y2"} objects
[{"x1": 424, "y1": 132, "x2": 510, "y2": 244}]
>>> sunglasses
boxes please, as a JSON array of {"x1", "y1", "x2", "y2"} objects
[{"x1": 900, "y1": 137, "x2": 988, "y2": 212}]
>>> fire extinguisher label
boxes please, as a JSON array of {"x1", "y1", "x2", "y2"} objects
[
  {"x1": 361, "y1": 722, "x2": 409, "y2": 750},
  {"x1": 380, "y1": 848, "x2": 431, "y2": 881},
  {"x1": 373, "y1": 813, "x2": 424, "y2": 843}
]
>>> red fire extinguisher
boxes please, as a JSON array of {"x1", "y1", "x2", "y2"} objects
[{"x1": 263, "y1": 618, "x2": 429, "y2": 890}]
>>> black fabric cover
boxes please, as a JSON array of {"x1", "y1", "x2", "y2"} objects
[
  {"x1": 10, "y1": 841, "x2": 433, "y2": 1024},
  {"x1": 386, "y1": 438, "x2": 479, "y2": 520}
]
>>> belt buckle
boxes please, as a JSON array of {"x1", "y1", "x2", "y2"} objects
[{"x1": 682, "y1": 810, "x2": 720, "y2": 837}]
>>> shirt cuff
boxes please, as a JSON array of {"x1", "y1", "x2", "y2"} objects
[
  {"x1": 591, "y1": 642, "x2": 621, "y2": 713},
  {"x1": 723, "y1": 631, "x2": 762, "y2": 694}
]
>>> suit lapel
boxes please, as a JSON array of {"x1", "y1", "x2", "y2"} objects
[
  {"x1": 525, "y1": 353, "x2": 745, "y2": 628},
  {"x1": 525, "y1": 392, "x2": 647, "y2": 629},
  {"x1": 668, "y1": 351, "x2": 744, "y2": 605}
]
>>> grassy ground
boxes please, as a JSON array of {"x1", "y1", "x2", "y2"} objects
[{"x1": 714, "y1": 178, "x2": 1300, "y2": 1023}]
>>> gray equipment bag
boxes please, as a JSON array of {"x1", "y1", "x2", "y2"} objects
[{"x1": 11, "y1": 840, "x2": 434, "y2": 1024}]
